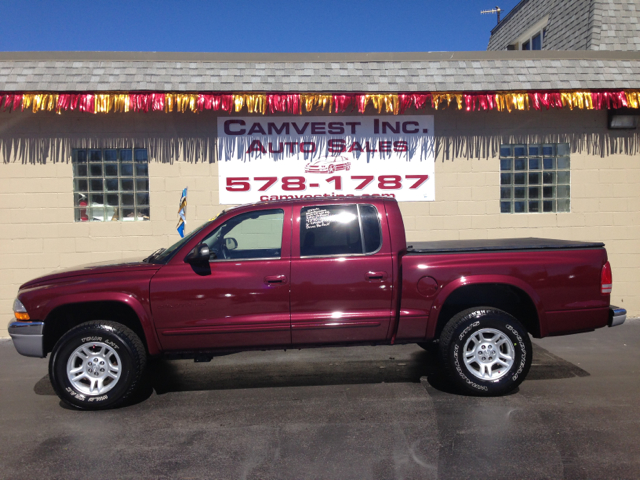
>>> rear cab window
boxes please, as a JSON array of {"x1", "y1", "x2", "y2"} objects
[{"x1": 300, "y1": 204, "x2": 382, "y2": 257}]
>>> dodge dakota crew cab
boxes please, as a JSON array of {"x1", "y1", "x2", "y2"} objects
[{"x1": 9, "y1": 197, "x2": 626, "y2": 409}]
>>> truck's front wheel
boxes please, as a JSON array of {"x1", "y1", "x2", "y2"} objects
[
  {"x1": 439, "y1": 307, "x2": 532, "y2": 396},
  {"x1": 49, "y1": 321, "x2": 146, "y2": 410}
]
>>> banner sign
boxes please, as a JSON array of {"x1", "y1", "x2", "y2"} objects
[{"x1": 217, "y1": 115, "x2": 435, "y2": 204}]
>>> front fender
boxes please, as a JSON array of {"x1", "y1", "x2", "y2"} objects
[
  {"x1": 41, "y1": 292, "x2": 161, "y2": 356},
  {"x1": 427, "y1": 275, "x2": 548, "y2": 338}
]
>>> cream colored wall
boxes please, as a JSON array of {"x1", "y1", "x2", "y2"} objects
[{"x1": 0, "y1": 108, "x2": 638, "y2": 338}]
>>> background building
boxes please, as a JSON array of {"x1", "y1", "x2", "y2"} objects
[
  {"x1": 1, "y1": 52, "x2": 640, "y2": 336},
  {"x1": 487, "y1": 0, "x2": 640, "y2": 51}
]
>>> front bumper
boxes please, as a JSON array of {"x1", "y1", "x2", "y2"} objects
[
  {"x1": 8, "y1": 320, "x2": 45, "y2": 357},
  {"x1": 608, "y1": 306, "x2": 627, "y2": 327}
]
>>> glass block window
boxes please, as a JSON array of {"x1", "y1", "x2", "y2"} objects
[
  {"x1": 500, "y1": 143, "x2": 570, "y2": 213},
  {"x1": 72, "y1": 148, "x2": 150, "y2": 222}
]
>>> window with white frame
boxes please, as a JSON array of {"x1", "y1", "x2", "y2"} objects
[
  {"x1": 507, "y1": 16, "x2": 549, "y2": 51},
  {"x1": 72, "y1": 148, "x2": 150, "y2": 222},
  {"x1": 521, "y1": 29, "x2": 545, "y2": 50},
  {"x1": 500, "y1": 143, "x2": 570, "y2": 214}
]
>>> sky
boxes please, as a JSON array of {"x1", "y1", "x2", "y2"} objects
[{"x1": 1, "y1": 0, "x2": 523, "y2": 53}]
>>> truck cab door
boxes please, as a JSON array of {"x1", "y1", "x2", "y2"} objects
[
  {"x1": 289, "y1": 203, "x2": 394, "y2": 345},
  {"x1": 150, "y1": 207, "x2": 292, "y2": 352}
]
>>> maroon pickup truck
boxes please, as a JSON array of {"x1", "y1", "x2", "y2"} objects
[{"x1": 9, "y1": 198, "x2": 626, "y2": 409}]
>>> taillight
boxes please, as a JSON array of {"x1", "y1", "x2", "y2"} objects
[{"x1": 601, "y1": 261, "x2": 612, "y2": 294}]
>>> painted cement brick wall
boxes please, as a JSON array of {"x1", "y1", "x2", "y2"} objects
[{"x1": 0, "y1": 108, "x2": 638, "y2": 339}]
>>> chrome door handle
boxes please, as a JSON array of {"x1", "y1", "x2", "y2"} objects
[
  {"x1": 365, "y1": 271, "x2": 387, "y2": 282},
  {"x1": 264, "y1": 275, "x2": 287, "y2": 285}
]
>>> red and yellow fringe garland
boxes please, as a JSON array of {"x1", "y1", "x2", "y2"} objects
[{"x1": 0, "y1": 91, "x2": 637, "y2": 115}]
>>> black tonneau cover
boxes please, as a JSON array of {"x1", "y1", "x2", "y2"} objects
[{"x1": 406, "y1": 238, "x2": 604, "y2": 254}]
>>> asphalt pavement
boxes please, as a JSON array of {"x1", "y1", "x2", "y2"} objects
[{"x1": 0, "y1": 321, "x2": 639, "y2": 480}]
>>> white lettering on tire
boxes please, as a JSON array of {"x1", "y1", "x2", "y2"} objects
[
  {"x1": 88, "y1": 395, "x2": 109, "y2": 402},
  {"x1": 453, "y1": 344, "x2": 488, "y2": 391},
  {"x1": 81, "y1": 336, "x2": 102, "y2": 342},
  {"x1": 65, "y1": 386, "x2": 86, "y2": 401},
  {"x1": 506, "y1": 323, "x2": 527, "y2": 380},
  {"x1": 459, "y1": 321, "x2": 480, "y2": 341}
]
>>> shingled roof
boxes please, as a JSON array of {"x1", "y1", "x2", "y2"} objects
[
  {"x1": 1, "y1": 51, "x2": 640, "y2": 93},
  {"x1": 487, "y1": 0, "x2": 640, "y2": 51}
]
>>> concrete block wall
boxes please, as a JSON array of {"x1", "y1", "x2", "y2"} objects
[{"x1": 1, "y1": 108, "x2": 639, "y2": 339}]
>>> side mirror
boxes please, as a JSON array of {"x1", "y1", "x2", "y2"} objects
[
  {"x1": 184, "y1": 243, "x2": 211, "y2": 264},
  {"x1": 225, "y1": 237, "x2": 238, "y2": 250}
]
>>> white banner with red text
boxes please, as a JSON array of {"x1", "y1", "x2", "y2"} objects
[{"x1": 217, "y1": 115, "x2": 435, "y2": 204}]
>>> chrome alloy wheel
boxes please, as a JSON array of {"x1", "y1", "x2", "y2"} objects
[
  {"x1": 66, "y1": 342, "x2": 122, "y2": 395},
  {"x1": 463, "y1": 328, "x2": 515, "y2": 381}
]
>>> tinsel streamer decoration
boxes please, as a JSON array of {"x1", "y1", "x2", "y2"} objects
[
  {"x1": 21, "y1": 94, "x2": 33, "y2": 112},
  {"x1": 412, "y1": 94, "x2": 430, "y2": 110},
  {"x1": 431, "y1": 93, "x2": 462, "y2": 110},
  {"x1": 113, "y1": 94, "x2": 130, "y2": 113},
  {"x1": 233, "y1": 95, "x2": 245, "y2": 113},
  {"x1": 356, "y1": 95, "x2": 370, "y2": 113},
  {"x1": 3, "y1": 90, "x2": 640, "y2": 116},
  {"x1": 464, "y1": 94, "x2": 476, "y2": 112},
  {"x1": 220, "y1": 95, "x2": 234, "y2": 112},
  {"x1": 245, "y1": 94, "x2": 267, "y2": 114},
  {"x1": 561, "y1": 92, "x2": 593, "y2": 110},
  {"x1": 31, "y1": 94, "x2": 44, "y2": 112},
  {"x1": 495, "y1": 93, "x2": 528, "y2": 112},
  {"x1": 151, "y1": 93, "x2": 165, "y2": 112},
  {"x1": 398, "y1": 94, "x2": 413, "y2": 114},
  {"x1": 130, "y1": 94, "x2": 150, "y2": 113},
  {"x1": 624, "y1": 91, "x2": 640, "y2": 109},
  {"x1": 302, "y1": 94, "x2": 334, "y2": 113},
  {"x1": 266, "y1": 94, "x2": 301, "y2": 114},
  {"x1": 333, "y1": 94, "x2": 354, "y2": 113},
  {"x1": 165, "y1": 94, "x2": 175, "y2": 113},
  {"x1": 79, "y1": 94, "x2": 95, "y2": 113},
  {"x1": 1, "y1": 94, "x2": 17, "y2": 112},
  {"x1": 95, "y1": 94, "x2": 112, "y2": 113}
]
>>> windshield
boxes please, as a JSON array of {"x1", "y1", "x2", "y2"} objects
[{"x1": 148, "y1": 220, "x2": 214, "y2": 264}]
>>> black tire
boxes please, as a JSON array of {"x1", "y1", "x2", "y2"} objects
[
  {"x1": 439, "y1": 307, "x2": 532, "y2": 396},
  {"x1": 49, "y1": 321, "x2": 147, "y2": 410}
]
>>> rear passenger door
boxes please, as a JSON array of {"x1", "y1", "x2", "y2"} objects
[{"x1": 289, "y1": 203, "x2": 394, "y2": 345}]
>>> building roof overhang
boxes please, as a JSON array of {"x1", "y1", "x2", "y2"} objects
[{"x1": 1, "y1": 50, "x2": 640, "y2": 93}]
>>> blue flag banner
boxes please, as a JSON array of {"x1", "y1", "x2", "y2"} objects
[{"x1": 176, "y1": 187, "x2": 187, "y2": 237}]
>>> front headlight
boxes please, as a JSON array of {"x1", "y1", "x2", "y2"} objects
[{"x1": 13, "y1": 298, "x2": 30, "y2": 321}]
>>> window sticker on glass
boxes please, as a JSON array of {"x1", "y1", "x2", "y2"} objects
[{"x1": 305, "y1": 208, "x2": 332, "y2": 229}]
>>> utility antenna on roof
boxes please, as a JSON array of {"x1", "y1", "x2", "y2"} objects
[{"x1": 481, "y1": 6, "x2": 502, "y2": 24}]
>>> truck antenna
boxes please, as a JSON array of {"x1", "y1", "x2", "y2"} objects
[{"x1": 481, "y1": 6, "x2": 502, "y2": 25}]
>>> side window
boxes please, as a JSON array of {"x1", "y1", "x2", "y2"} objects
[
  {"x1": 72, "y1": 148, "x2": 150, "y2": 222},
  {"x1": 300, "y1": 203, "x2": 382, "y2": 257},
  {"x1": 360, "y1": 205, "x2": 382, "y2": 253},
  {"x1": 202, "y1": 209, "x2": 284, "y2": 260}
]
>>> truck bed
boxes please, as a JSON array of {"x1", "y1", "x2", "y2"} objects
[{"x1": 406, "y1": 237, "x2": 604, "y2": 254}]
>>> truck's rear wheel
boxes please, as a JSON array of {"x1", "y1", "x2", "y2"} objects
[
  {"x1": 49, "y1": 321, "x2": 146, "y2": 410},
  {"x1": 439, "y1": 307, "x2": 532, "y2": 396}
]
